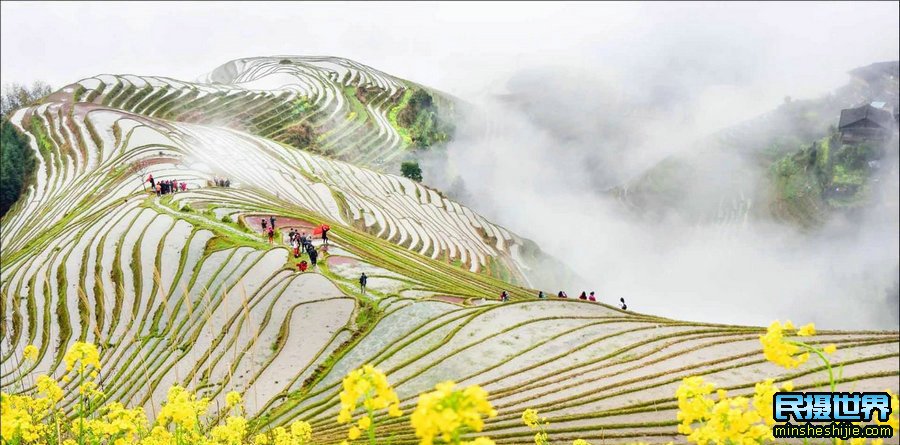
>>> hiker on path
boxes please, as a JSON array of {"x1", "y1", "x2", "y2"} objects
[
  {"x1": 309, "y1": 248, "x2": 318, "y2": 267},
  {"x1": 321, "y1": 225, "x2": 330, "y2": 245},
  {"x1": 267, "y1": 227, "x2": 274, "y2": 244},
  {"x1": 620, "y1": 298, "x2": 627, "y2": 311},
  {"x1": 579, "y1": 291, "x2": 587, "y2": 300},
  {"x1": 288, "y1": 229, "x2": 296, "y2": 243},
  {"x1": 148, "y1": 174, "x2": 155, "y2": 190},
  {"x1": 588, "y1": 291, "x2": 596, "y2": 302},
  {"x1": 500, "y1": 290, "x2": 509, "y2": 302},
  {"x1": 558, "y1": 291, "x2": 567, "y2": 298},
  {"x1": 155, "y1": 183, "x2": 162, "y2": 196},
  {"x1": 180, "y1": 182, "x2": 186, "y2": 192},
  {"x1": 270, "y1": 216, "x2": 276, "y2": 229},
  {"x1": 538, "y1": 291, "x2": 545, "y2": 299},
  {"x1": 292, "y1": 240, "x2": 301, "y2": 258},
  {"x1": 359, "y1": 273, "x2": 368, "y2": 295},
  {"x1": 261, "y1": 218, "x2": 267, "y2": 232}
]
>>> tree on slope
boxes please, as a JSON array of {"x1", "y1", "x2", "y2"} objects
[
  {"x1": 401, "y1": 161, "x2": 423, "y2": 182},
  {"x1": 1, "y1": 81, "x2": 52, "y2": 117},
  {"x1": 1, "y1": 82, "x2": 51, "y2": 217}
]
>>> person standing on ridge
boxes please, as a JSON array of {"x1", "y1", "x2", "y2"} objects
[
  {"x1": 579, "y1": 291, "x2": 587, "y2": 300},
  {"x1": 620, "y1": 298, "x2": 627, "y2": 311},
  {"x1": 558, "y1": 291, "x2": 567, "y2": 298},
  {"x1": 322, "y1": 225, "x2": 330, "y2": 245},
  {"x1": 270, "y1": 216, "x2": 276, "y2": 229},
  {"x1": 588, "y1": 291, "x2": 596, "y2": 302},
  {"x1": 148, "y1": 174, "x2": 155, "y2": 190},
  {"x1": 359, "y1": 273, "x2": 368, "y2": 295},
  {"x1": 261, "y1": 218, "x2": 267, "y2": 232},
  {"x1": 309, "y1": 247, "x2": 318, "y2": 267},
  {"x1": 538, "y1": 291, "x2": 545, "y2": 299},
  {"x1": 500, "y1": 290, "x2": 509, "y2": 302}
]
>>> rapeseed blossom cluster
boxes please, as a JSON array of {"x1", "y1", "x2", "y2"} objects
[
  {"x1": 255, "y1": 420, "x2": 312, "y2": 445},
  {"x1": 677, "y1": 320, "x2": 865, "y2": 445},
  {"x1": 1, "y1": 392, "x2": 52, "y2": 443},
  {"x1": 759, "y1": 321, "x2": 810, "y2": 368},
  {"x1": 520, "y1": 408, "x2": 549, "y2": 445},
  {"x1": 23, "y1": 344, "x2": 39, "y2": 362},
  {"x1": 157, "y1": 385, "x2": 210, "y2": 432},
  {"x1": 336, "y1": 364, "x2": 402, "y2": 443},
  {"x1": 759, "y1": 321, "x2": 837, "y2": 370},
  {"x1": 64, "y1": 341, "x2": 101, "y2": 373},
  {"x1": 676, "y1": 376, "x2": 777, "y2": 445},
  {"x1": 410, "y1": 381, "x2": 497, "y2": 445}
]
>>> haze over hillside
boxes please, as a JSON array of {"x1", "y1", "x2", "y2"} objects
[
  {"x1": 1, "y1": 56, "x2": 897, "y2": 443},
  {"x1": 0, "y1": 4, "x2": 898, "y2": 442},
  {"x1": 2, "y1": 2, "x2": 899, "y2": 329}
]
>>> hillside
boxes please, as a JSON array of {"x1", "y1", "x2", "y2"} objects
[
  {"x1": 616, "y1": 61, "x2": 900, "y2": 229},
  {"x1": 1, "y1": 56, "x2": 898, "y2": 444}
]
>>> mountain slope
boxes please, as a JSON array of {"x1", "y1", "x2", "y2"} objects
[{"x1": 1, "y1": 57, "x2": 897, "y2": 443}]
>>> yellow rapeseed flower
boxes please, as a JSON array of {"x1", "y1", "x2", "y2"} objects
[
  {"x1": 521, "y1": 408, "x2": 540, "y2": 429},
  {"x1": 290, "y1": 420, "x2": 312, "y2": 443},
  {"x1": 462, "y1": 438, "x2": 496, "y2": 445},
  {"x1": 23, "y1": 345, "x2": 38, "y2": 362},
  {"x1": 760, "y1": 320, "x2": 810, "y2": 369},
  {"x1": 226, "y1": 391, "x2": 242, "y2": 408},
  {"x1": 337, "y1": 364, "x2": 401, "y2": 441},
  {"x1": 797, "y1": 323, "x2": 816, "y2": 336},
  {"x1": 677, "y1": 377, "x2": 775, "y2": 445},
  {"x1": 348, "y1": 425, "x2": 362, "y2": 440},
  {"x1": 572, "y1": 440, "x2": 592, "y2": 445},
  {"x1": 209, "y1": 415, "x2": 248, "y2": 445},
  {"x1": 156, "y1": 385, "x2": 209, "y2": 432},
  {"x1": 35, "y1": 374, "x2": 63, "y2": 401},
  {"x1": 676, "y1": 376, "x2": 715, "y2": 434},
  {"x1": 410, "y1": 380, "x2": 497, "y2": 445},
  {"x1": 823, "y1": 344, "x2": 837, "y2": 354},
  {"x1": 63, "y1": 341, "x2": 101, "y2": 373}
]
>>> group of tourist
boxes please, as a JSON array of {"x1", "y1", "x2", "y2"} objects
[
  {"x1": 213, "y1": 177, "x2": 231, "y2": 187},
  {"x1": 508, "y1": 290, "x2": 629, "y2": 310},
  {"x1": 147, "y1": 174, "x2": 186, "y2": 196},
  {"x1": 287, "y1": 228, "x2": 318, "y2": 265}
]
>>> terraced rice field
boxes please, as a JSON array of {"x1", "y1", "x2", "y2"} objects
[{"x1": 1, "y1": 57, "x2": 898, "y2": 443}]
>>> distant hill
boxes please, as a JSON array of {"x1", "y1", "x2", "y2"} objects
[{"x1": 615, "y1": 61, "x2": 899, "y2": 229}]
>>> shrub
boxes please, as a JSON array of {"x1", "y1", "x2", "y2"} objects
[
  {"x1": 401, "y1": 161, "x2": 423, "y2": 182},
  {"x1": 284, "y1": 122, "x2": 316, "y2": 149}
]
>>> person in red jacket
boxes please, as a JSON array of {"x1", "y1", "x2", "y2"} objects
[{"x1": 297, "y1": 260, "x2": 308, "y2": 272}]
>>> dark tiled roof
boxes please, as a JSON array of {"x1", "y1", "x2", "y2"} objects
[{"x1": 838, "y1": 104, "x2": 894, "y2": 129}]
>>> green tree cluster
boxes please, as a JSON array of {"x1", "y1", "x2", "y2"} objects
[
  {"x1": 397, "y1": 89, "x2": 452, "y2": 149},
  {"x1": 400, "y1": 161, "x2": 423, "y2": 182},
  {"x1": 1, "y1": 82, "x2": 51, "y2": 217},
  {"x1": 1, "y1": 118, "x2": 36, "y2": 216}
]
